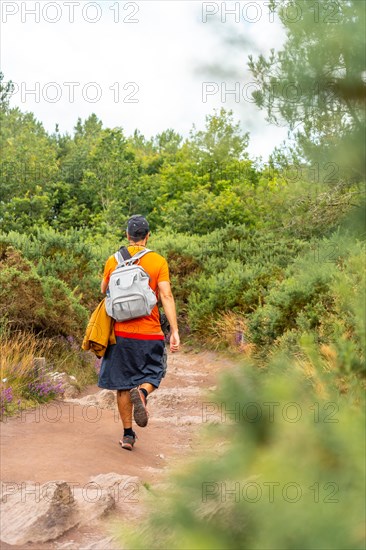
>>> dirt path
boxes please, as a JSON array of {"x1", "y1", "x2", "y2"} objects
[{"x1": 0, "y1": 348, "x2": 238, "y2": 550}]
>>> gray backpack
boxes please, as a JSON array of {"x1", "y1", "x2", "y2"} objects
[{"x1": 105, "y1": 248, "x2": 157, "y2": 322}]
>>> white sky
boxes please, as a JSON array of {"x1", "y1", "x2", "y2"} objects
[{"x1": 1, "y1": 1, "x2": 288, "y2": 160}]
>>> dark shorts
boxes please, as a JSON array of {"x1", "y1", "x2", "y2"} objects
[{"x1": 98, "y1": 336, "x2": 167, "y2": 391}]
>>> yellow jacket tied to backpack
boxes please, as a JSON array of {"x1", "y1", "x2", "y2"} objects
[{"x1": 82, "y1": 298, "x2": 116, "y2": 358}]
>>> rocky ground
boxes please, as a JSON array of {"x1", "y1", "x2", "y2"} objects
[{"x1": 0, "y1": 348, "x2": 237, "y2": 549}]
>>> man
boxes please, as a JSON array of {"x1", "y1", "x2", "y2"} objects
[{"x1": 99, "y1": 215, "x2": 180, "y2": 450}]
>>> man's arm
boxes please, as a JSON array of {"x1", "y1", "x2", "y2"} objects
[
  {"x1": 101, "y1": 257, "x2": 112, "y2": 294},
  {"x1": 101, "y1": 279, "x2": 108, "y2": 294},
  {"x1": 158, "y1": 280, "x2": 180, "y2": 352}
]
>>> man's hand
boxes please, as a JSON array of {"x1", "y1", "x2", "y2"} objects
[{"x1": 170, "y1": 330, "x2": 180, "y2": 353}]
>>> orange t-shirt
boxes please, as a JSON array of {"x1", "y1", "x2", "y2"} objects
[{"x1": 102, "y1": 245, "x2": 170, "y2": 336}]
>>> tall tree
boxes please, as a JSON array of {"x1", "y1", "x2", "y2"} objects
[
  {"x1": 248, "y1": 0, "x2": 366, "y2": 181},
  {"x1": 0, "y1": 72, "x2": 14, "y2": 112},
  {"x1": 0, "y1": 107, "x2": 59, "y2": 231}
]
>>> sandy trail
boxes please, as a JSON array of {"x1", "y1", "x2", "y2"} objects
[{"x1": 0, "y1": 348, "x2": 237, "y2": 550}]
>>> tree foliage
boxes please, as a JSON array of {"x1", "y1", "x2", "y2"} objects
[{"x1": 248, "y1": 0, "x2": 366, "y2": 181}]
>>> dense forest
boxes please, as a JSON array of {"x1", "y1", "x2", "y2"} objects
[{"x1": 1, "y1": 1, "x2": 365, "y2": 547}]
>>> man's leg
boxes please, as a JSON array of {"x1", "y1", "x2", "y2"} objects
[
  {"x1": 139, "y1": 382, "x2": 156, "y2": 396},
  {"x1": 117, "y1": 390, "x2": 137, "y2": 450},
  {"x1": 130, "y1": 383, "x2": 155, "y2": 427},
  {"x1": 118, "y1": 385, "x2": 155, "y2": 429},
  {"x1": 117, "y1": 390, "x2": 133, "y2": 428}
]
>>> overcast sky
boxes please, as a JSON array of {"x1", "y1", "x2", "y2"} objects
[{"x1": 1, "y1": 1, "x2": 288, "y2": 160}]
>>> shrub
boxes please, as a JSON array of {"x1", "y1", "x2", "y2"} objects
[
  {"x1": 22, "y1": 370, "x2": 64, "y2": 403},
  {"x1": 248, "y1": 232, "x2": 365, "y2": 378},
  {"x1": 0, "y1": 246, "x2": 88, "y2": 338},
  {"x1": 0, "y1": 227, "x2": 108, "y2": 309},
  {"x1": 248, "y1": 261, "x2": 336, "y2": 348}
]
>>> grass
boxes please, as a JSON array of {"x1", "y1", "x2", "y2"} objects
[
  {"x1": 0, "y1": 326, "x2": 98, "y2": 420},
  {"x1": 208, "y1": 311, "x2": 256, "y2": 356}
]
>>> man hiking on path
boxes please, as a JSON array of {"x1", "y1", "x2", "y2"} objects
[{"x1": 98, "y1": 215, "x2": 180, "y2": 450}]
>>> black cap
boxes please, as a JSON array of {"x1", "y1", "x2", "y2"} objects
[{"x1": 127, "y1": 215, "x2": 150, "y2": 238}]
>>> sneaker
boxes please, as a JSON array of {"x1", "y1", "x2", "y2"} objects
[
  {"x1": 119, "y1": 432, "x2": 137, "y2": 451},
  {"x1": 130, "y1": 387, "x2": 149, "y2": 427}
]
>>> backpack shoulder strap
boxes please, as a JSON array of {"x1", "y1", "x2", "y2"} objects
[
  {"x1": 120, "y1": 246, "x2": 132, "y2": 261},
  {"x1": 130, "y1": 248, "x2": 152, "y2": 263},
  {"x1": 114, "y1": 247, "x2": 152, "y2": 265},
  {"x1": 114, "y1": 246, "x2": 131, "y2": 265}
]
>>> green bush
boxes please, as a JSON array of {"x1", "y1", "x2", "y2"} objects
[
  {"x1": 0, "y1": 246, "x2": 88, "y2": 338},
  {"x1": 249, "y1": 259, "x2": 336, "y2": 347},
  {"x1": 248, "y1": 231, "x2": 365, "y2": 377},
  {"x1": 0, "y1": 227, "x2": 109, "y2": 309},
  {"x1": 156, "y1": 229, "x2": 307, "y2": 335}
]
